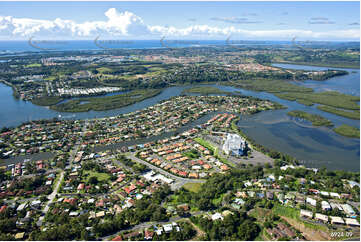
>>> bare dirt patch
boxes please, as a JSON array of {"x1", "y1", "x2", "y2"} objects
[{"x1": 281, "y1": 216, "x2": 330, "y2": 241}]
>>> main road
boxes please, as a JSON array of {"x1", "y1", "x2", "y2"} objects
[
  {"x1": 37, "y1": 120, "x2": 89, "y2": 225},
  {"x1": 126, "y1": 154, "x2": 205, "y2": 190}
]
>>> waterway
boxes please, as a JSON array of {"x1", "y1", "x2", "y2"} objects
[{"x1": 0, "y1": 63, "x2": 359, "y2": 171}]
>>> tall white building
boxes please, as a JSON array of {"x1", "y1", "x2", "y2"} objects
[{"x1": 222, "y1": 133, "x2": 247, "y2": 156}]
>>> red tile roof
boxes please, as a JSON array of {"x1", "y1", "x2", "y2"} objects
[
  {"x1": 0, "y1": 205, "x2": 7, "y2": 213},
  {"x1": 144, "y1": 230, "x2": 154, "y2": 239},
  {"x1": 124, "y1": 184, "x2": 137, "y2": 194},
  {"x1": 112, "y1": 235, "x2": 123, "y2": 241}
]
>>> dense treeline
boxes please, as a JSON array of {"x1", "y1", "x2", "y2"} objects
[
  {"x1": 190, "y1": 211, "x2": 260, "y2": 240},
  {"x1": 174, "y1": 168, "x2": 263, "y2": 211}
]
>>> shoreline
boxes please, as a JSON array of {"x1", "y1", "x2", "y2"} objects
[{"x1": 273, "y1": 61, "x2": 360, "y2": 69}]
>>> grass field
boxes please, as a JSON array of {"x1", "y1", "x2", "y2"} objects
[
  {"x1": 272, "y1": 204, "x2": 299, "y2": 219},
  {"x1": 25, "y1": 63, "x2": 42, "y2": 68},
  {"x1": 194, "y1": 137, "x2": 215, "y2": 153},
  {"x1": 96, "y1": 67, "x2": 113, "y2": 73},
  {"x1": 193, "y1": 137, "x2": 235, "y2": 168},
  {"x1": 44, "y1": 76, "x2": 58, "y2": 81},
  {"x1": 183, "y1": 182, "x2": 203, "y2": 193},
  {"x1": 272, "y1": 204, "x2": 327, "y2": 232},
  {"x1": 84, "y1": 170, "x2": 111, "y2": 182}
]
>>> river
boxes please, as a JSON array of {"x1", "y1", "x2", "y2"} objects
[{"x1": 0, "y1": 63, "x2": 359, "y2": 171}]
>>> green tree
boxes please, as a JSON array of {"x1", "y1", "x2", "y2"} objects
[{"x1": 89, "y1": 176, "x2": 98, "y2": 185}]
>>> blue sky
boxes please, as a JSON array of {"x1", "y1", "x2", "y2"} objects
[{"x1": 0, "y1": 1, "x2": 359, "y2": 41}]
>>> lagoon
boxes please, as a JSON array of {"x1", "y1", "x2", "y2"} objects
[{"x1": 0, "y1": 63, "x2": 359, "y2": 171}]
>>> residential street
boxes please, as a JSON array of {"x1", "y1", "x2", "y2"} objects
[
  {"x1": 100, "y1": 210, "x2": 207, "y2": 241},
  {"x1": 126, "y1": 153, "x2": 206, "y2": 190}
]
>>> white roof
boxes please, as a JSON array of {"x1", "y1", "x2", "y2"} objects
[
  {"x1": 31, "y1": 200, "x2": 41, "y2": 205},
  {"x1": 345, "y1": 218, "x2": 360, "y2": 226},
  {"x1": 244, "y1": 181, "x2": 252, "y2": 187},
  {"x1": 280, "y1": 165, "x2": 295, "y2": 170},
  {"x1": 321, "y1": 201, "x2": 331, "y2": 209},
  {"x1": 315, "y1": 213, "x2": 328, "y2": 221},
  {"x1": 329, "y1": 192, "x2": 340, "y2": 198},
  {"x1": 163, "y1": 224, "x2": 173, "y2": 232},
  {"x1": 69, "y1": 211, "x2": 79, "y2": 216},
  {"x1": 320, "y1": 191, "x2": 329, "y2": 196},
  {"x1": 300, "y1": 209, "x2": 313, "y2": 218},
  {"x1": 211, "y1": 213, "x2": 224, "y2": 221},
  {"x1": 341, "y1": 204, "x2": 355, "y2": 214},
  {"x1": 16, "y1": 203, "x2": 27, "y2": 211},
  {"x1": 154, "y1": 174, "x2": 173, "y2": 184},
  {"x1": 192, "y1": 165, "x2": 202, "y2": 170},
  {"x1": 306, "y1": 197, "x2": 317, "y2": 205},
  {"x1": 330, "y1": 216, "x2": 344, "y2": 224}
]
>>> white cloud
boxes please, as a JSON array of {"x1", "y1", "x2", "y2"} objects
[
  {"x1": 0, "y1": 8, "x2": 359, "y2": 41},
  {"x1": 150, "y1": 25, "x2": 359, "y2": 41},
  {"x1": 0, "y1": 8, "x2": 149, "y2": 39}
]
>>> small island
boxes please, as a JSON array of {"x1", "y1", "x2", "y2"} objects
[
  {"x1": 182, "y1": 86, "x2": 232, "y2": 95},
  {"x1": 317, "y1": 105, "x2": 360, "y2": 120},
  {"x1": 287, "y1": 110, "x2": 333, "y2": 127},
  {"x1": 333, "y1": 124, "x2": 360, "y2": 138},
  {"x1": 50, "y1": 89, "x2": 162, "y2": 112}
]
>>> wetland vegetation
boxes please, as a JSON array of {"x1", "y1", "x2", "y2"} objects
[
  {"x1": 50, "y1": 89, "x2": 162, "y2": 112},
  {"x1": 287, "y1": 110, "x2": 333, "y2": 127},
  {"x1": 333, "y1": 124, "x2": 360, "y2": 138},
  {"x1": 317, "y1": 105, "x2": 360, "y2": 120}
]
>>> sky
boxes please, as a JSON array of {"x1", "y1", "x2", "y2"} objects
[{"x1": 0, "y1": 1, "x2": 359, "y2": 41}]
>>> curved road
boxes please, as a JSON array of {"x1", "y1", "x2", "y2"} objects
[{"x1": 126, "y1": 154, "x2": 206, "y2": 190}]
